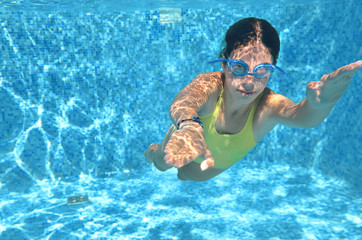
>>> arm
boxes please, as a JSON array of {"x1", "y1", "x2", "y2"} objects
[
  {"x1": 169, "y1": 72, "x2": 223, "y2": 125},
  {"x1": 164, "y1": 72, "x2": 223, "y2": 170},
  {"x1": 271, "y1": 61, "x2": 362, "y2": 128}
]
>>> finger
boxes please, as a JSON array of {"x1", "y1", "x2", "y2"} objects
[
  {"x1": 327, "y1": 62, "x2": 362, "y2": 81},
  {"x1": 346, "y1": 60, "x2": 362, "y2": 71},
  {"x1": 200, "y1": 159, "x2": 215, "y2": 171},
  {"x1": 200, "y1": 148, "x2": 214, "y2": 171},
  {"x1": 154, "y1": 157, "x2": 172, "y2": 171},
  {"x1": 307, "y1": 81, "x2": 323, "y2": 90}
]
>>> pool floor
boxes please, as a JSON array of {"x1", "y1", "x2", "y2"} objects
[{"x1": 0, "y1": 164, "x2": 361, "y2": 240}]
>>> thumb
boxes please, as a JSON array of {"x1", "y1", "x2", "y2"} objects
[
  {"x1": 200, "y1": 148, "x2": 214, "y2": 171},
  {"x1": 307, "y1": 81, "x2": 322, "y2": 103}
]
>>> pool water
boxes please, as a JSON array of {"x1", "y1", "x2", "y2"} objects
[
  {"x1": 1, "y1": 165, "x2": 361, "y2": 239},
  {"x1": 0, "y1": 0, "x2": 361, "y2": 239}
]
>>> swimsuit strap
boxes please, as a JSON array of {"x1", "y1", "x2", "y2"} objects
[
  {"x1": 247, "y1": 91, "x2": 264, "y2": 125},
  {"x1": 211, "y1": 89, "x2": 263, "y2": 130},
  {"x1": 196, "y1": 89, "x2": 264, "y2": 168}
]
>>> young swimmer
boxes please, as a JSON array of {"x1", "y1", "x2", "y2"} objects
[{"x1": 145, "y1": 17, "x2": 362, "y2": 182}]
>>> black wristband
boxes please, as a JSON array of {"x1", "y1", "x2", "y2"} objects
[{"x1": 177, "y1": 116, "x2": 204, "y2": 130}]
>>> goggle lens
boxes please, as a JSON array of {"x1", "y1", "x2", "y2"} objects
[
  {"x1": 230, "y1": 62, "x2": 274, "y2": 78},
  {"x1": 232, "y1": 63, "x2": 247, "y2": 74},
  {"x1": 254, "y1": 65, "x2": 274, "y2": 77},
  {"x1": 208, "y1": 58, "x2": 287, "y2": 78}
]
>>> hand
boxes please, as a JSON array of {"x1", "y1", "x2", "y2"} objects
[
  {"x1": 306, "y1": 60, "x2": 362, "y2": 107},
  {"x1": 164, "y1": 123, "x2": 214, "y2": 171}
]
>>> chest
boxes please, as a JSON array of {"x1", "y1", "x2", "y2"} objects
[{"x1": 214, "y1": 107, "x2": 252, "y2": 135}]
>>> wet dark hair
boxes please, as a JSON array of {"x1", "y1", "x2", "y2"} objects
[{"x1": 220, "y1": 17, "x2": 280, "y2": 64}]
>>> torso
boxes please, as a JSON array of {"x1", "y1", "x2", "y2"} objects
[
  {"x1": 197, "y1": 72, "x2": 278, "y2": 142},
  {"x1": 177, "y1": 71, "x2": 279, "y2": 181}
]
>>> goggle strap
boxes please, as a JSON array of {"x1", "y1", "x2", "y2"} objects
[
  {"x1": 208, "y1": 59, "x2": 228, "y2": 64},
  {"x1": 274, "y1": 65, "x2": 288, "y2": 75}
]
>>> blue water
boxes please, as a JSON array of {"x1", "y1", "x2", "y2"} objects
[{"x1": 0, "y1": 0, "x2": 361, "y2": 239}]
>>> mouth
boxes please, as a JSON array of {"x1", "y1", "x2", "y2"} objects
[{"x1": 237, "y1": 90, "x2": 255, "y2": 96}]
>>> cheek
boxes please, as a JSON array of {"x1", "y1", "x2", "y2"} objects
[
  {"x1": 260, "y1": 77, "x2": 269, "y2": 85},
  {"x1": 225, "y1": 76, "x2": 239, "y2": 88},
  {"x1": 256, "y1": 79, "x2": 269, "y2": 91},
  {"x1": 223, "y1": 71, "x2": 235, "y2": 84},
  {"x1": 224, "y1": 67, "x2": 233, "y2": 78}
]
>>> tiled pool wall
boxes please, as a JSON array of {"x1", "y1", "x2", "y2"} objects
[{"x1": 0, "y1": 0, "x2": 361, "y2": 192}]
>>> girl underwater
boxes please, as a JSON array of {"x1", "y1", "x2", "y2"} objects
[{"x1": 145, "y1": 17, "x2": 362, "y2": 182}]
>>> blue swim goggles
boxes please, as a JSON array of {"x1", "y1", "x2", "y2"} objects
[{"x1": 208, "y1": 58, "x2": 287, "y2": 78}]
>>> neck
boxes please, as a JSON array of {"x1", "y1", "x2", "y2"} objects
[{"x1": 221, "y1": 89, "x2": 257, "y2": 121}]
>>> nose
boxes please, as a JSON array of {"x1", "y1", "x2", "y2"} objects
[{"x1": 242, "y1": 76, "x2": 255, "y2": 91}]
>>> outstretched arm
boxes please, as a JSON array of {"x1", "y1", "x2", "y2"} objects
[
  {"x1": 271, "y1": 61, "x2": 362, "y2": 128},
  {"x1": 164, "y1": 72, "x2": 223, "y2": 170}
]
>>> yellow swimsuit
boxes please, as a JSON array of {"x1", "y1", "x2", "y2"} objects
[{"x1": 193, "y1": 92, "x2": 261, "y2": 169}]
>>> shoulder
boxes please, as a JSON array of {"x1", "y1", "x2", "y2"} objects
[
  {"x1": 187, "y1": 71, "x2": 223, "y2": 103},
  {"x1": 258, "y1": 88, "x2": 295, "y2": 112},
  {"x1": 259, "y1": 88, "x2": 296, "y2": 118},
  {"x1": 192, "y1": 72, "x2": 223, "y2": 115},
  {"x1": 190, "y1": 72, "x2": 223, "y2": 90},
  {"x1": 176, "y1": 71, "x2": 222, "y2": 99},
  {"x1": 254, "y1": 88, "x2": 276, "y2": 124},
  {"x1": 253, "y1": 88, "x2": 293, "y2": 141}
]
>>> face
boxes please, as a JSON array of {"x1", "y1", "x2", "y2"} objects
[{"x1": 222, "y1": 43, "x2": 273, "y2": 103}]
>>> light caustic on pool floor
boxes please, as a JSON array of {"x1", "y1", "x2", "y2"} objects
[{"x1": 0, "y1": 164, "x2": 361, "y2": 239}]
